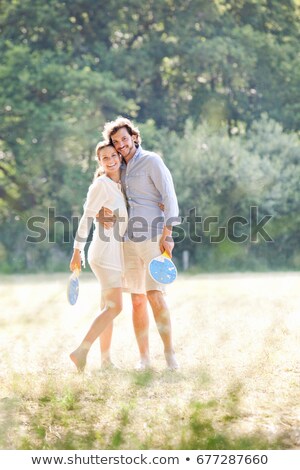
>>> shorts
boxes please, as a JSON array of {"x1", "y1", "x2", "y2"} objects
[
  {"x1": 89, "y1": 262, "x2": 123, "y2": 291},
  {"x1": 123, "y1": 238, "x2": 166, "y2": 294}
]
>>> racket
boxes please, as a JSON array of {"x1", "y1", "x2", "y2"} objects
[
  {"x1": 67, "y1": 269, "x2": 80, "y2": 305},
  {"x1": 148, "y1": 251, "x2": 177, "y2": 285}
]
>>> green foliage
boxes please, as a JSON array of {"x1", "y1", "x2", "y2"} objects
[
  {"x1": 159, "y1": 116, "x2": 300, "y2": 270},
  {"x1": 0, "y1": 0, "x2": 299, "y2": 272},
  {"x1": 13, "y1": 382, "x2": 286, "y2": 450}
]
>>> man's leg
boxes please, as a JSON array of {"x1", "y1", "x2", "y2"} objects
[
  {"x1": 123, "y1": 240, "x2": 150, "y2": 369},
  {"x1": 147, "y1": 290, "x2": 178, "y2": 370},
  {"x1": 132, "y1": 293, "x2": 150, "y2": 370}
]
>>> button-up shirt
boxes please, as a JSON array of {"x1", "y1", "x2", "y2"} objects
[{"x1": 121, "y1": 145, "x2": 180, "y2": 241}]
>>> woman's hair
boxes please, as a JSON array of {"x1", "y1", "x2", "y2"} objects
[
  {"x1": 102, "y1": 116, "x2": 141, "y2": 145},
  {"x1": 93, "y1": 166, "x2": 104, "y2": 181},
  {"x1": 93, "y1": 140, "x2": 111, "y2": 181},
  {"x1": 95, "y1": 140, "x2": 111, "y2": 159}
]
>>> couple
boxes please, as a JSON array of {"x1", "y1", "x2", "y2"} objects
[{"x1": 69, "y1": 117, "x2": 180, "y2": 372}]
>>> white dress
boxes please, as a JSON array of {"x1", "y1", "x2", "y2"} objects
[{"x1": 74, "y1": 175, "x2": 128, "y2": 272}]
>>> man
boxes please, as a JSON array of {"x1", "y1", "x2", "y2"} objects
[{"x1": 100, "y1": 117, "x2": 180, "y2": 370}]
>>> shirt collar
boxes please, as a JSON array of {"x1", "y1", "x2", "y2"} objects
[
  {"x1": 121, "y1": 145, "x2": 142, "y2": 168},
  {"x1": 132, "y1": 145, "x2": 142, "y2": 161}
]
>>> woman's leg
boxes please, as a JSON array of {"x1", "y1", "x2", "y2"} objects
[
  {"x1": 99, "y1": 325, "x2": 114, "y2": 367},
  {"x1": 98, "y1": 293, "x2": 114, "y2": 367},
  {"x1": 70, "y1": 287, "x2": 122, "y2": 371}
]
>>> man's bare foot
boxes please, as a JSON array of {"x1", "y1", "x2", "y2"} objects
[
  {"x1": 135, "y1": 358, "x2": 151, "y2": 371},
  {"x1": 70, "y1": 347, "x2": 88, "y2": 372},
  {"x1": 164, "y1": 351, "x2": 179, "y2": 370}
]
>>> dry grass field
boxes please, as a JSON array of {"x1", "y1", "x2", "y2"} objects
[{"x1": 0, "y1": 272, "x2": 299, "y2": 450}]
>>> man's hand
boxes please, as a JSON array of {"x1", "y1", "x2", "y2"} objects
[
  {"x1": 95, "y1": 207, "x2": 116, "y2": 229},
  {"x1": 160, "y1": 236, "x2": 174, "y2": 257},
  {"x1": 159, "y1": 225, "x2": 174, "y2": 257}
]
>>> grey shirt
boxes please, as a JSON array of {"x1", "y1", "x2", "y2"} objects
[{"x1": 121, "y1": 145, "x2": 180, "y2": 241}]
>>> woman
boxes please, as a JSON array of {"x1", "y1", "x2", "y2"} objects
[{"x1": 69, "y1": 141, "x2": 128, "y2": 372}]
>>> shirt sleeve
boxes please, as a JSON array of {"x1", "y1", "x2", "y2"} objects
[
  {"x1": 148, "y1": 156, "x2": 181, "y2": 227},
  {"x1": 73, "y1": 179, "x2": 109, "y2": 251}
]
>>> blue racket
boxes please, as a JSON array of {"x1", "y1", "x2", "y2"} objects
[
  {"x1": 67, "y1": 269, "x2": 80, "y2": 305},
  {"x1": 148, "y1": 251, "x2": 177, "y2": 285}
]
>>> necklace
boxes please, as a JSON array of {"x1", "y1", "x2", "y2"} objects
[
  {"x1": 107, "y1": 175, "x2": 121, "y2": 185},
  {"x1": 112, "y1": 177, "x2": 122, "y2": 191}
]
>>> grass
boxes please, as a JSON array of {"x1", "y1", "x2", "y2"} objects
[{"x1": 0, "y1": 272, "x2": 300, "y2": 450}]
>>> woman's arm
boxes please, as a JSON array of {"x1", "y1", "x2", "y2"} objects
[
  {"x1": 70, "y1": 248, "x2": 81, "y2": 272},
  {"x1": 70, "y1": 180, "x2": 109, "y2": 271}
]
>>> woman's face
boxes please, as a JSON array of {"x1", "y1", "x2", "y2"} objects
[{"x1": 98, "y1": 146, "x2": 122, "y2": 176}]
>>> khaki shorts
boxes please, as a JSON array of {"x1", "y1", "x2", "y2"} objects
[
  {"x1": 89, "y1": 262, "x2": 123, "y2": 290},
  {"x1": 123, "y1": 238, "x2": 166, "y2": 294}
]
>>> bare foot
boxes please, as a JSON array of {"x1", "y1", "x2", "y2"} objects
[
  {"x1": 70, "y1": 347, "x2": 88, "y2": 372},
  {"x1": 101, "y1": 359, "x2": 117, "y2": 370},
  {"x1": 164, "y1": 351, "x2": 179, "y2": 370},
  {"x1": 135, "y1": 359, "x2": 151, "y2": 371}
]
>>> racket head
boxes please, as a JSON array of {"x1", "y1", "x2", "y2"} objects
[
  {"x1": 148, "y1": 252, "x2": 177, "y2": 285},
  {"x1": 67, "y1": 271, "x2": 80, "y2": 305}
]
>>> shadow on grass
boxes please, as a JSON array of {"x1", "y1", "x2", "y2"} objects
[
  {"x1": 130, "y1": 369, "x2": 156, "y2": 387},
  {"x1": 3, "y1": 375, "x2": 290, "y2": 450},
  {"x1": 174, "y1": 381, "x2": 287, "y2": 450},
  {"x1": 178, "y1": 400, "x2": 285, "y2": 450},
  {"x1": 20, "y1": 429, "x2": 98, "y2": 450},
  {"x1": 138, "y1": 381, "x2": 288, "y2": 450}
]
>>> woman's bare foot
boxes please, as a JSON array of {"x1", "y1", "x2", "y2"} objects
[
  {"x1": 70, "y1": 347, "x2": 88, "y2": 372},
  {"x1": 101, "y1": 359, "x2": 117, "y2": 370}
]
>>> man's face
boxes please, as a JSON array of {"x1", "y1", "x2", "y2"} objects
[{"x1": 111, "y1": 127, "x2": 136, "y2": 162}]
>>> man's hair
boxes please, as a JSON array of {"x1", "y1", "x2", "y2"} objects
[{"x1": 102, "y1": 116, "x2": 141, "y2": 145}]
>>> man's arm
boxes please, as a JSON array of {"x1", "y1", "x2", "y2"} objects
[
  {"x1": 95, "y1": 207, "x2": 116, "y2": 229},
  {"x1": 160, "y1": 225, "x2": 175, "y2": 257},
  {"x1": 149, "y1": 156, "x2": 180, "y2": 257}
]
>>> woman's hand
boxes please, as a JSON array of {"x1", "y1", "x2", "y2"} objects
[{"x1": 70, "y1": 249, "x2": 81, "y2": 272}]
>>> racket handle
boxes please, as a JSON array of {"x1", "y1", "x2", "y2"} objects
[{"x1": 162, "y1": 250, "x2": 171, "y2": 259}]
